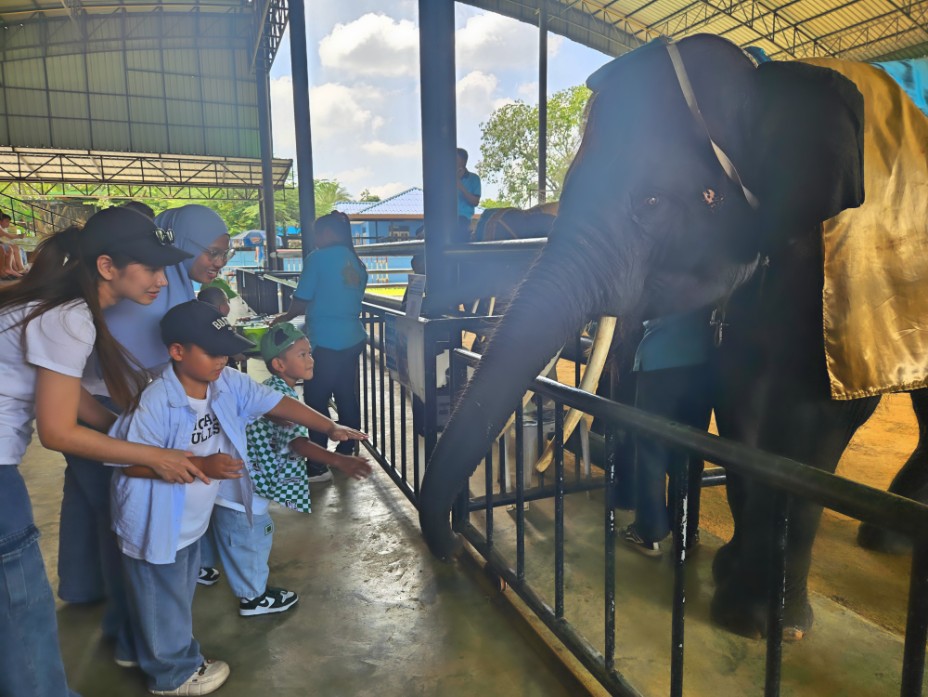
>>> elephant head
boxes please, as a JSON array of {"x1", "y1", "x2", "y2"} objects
[{"x1": 419, "y1": 34, "x2": 864, "y2": 559}]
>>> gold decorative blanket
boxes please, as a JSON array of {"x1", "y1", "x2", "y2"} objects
[{"x1": 802, "y1": 58, "x2": 928, "y2": 400}]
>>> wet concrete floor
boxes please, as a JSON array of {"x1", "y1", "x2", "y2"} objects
[{"x1": 21, "y1": 366, "x2": 583, "y2": 696}]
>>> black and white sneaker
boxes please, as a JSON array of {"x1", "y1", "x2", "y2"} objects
[
  {"x1": 239, "y1": 587, "x2": 299, "y2": 617},
  {"x1": 306, "y1": 462, "x2": 333, "y2": 483},
  {"x1": 620, "y1": 524, "x2": 662, "y2": 558},
  {"x1": 197, "y1": 567, "x2": 221, "y2": 586}
]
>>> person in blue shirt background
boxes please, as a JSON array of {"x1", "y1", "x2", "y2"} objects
[
  {"x1": 455, "y1": 147, "x2": 481, "y2": 244},
  {"x1": 274, "y1": 211, "x2": 369, "y2": 482}
]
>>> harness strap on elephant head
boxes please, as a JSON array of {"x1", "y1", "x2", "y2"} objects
[{"x1": 664, "y1": 39, "x2": 760, "y2": 210}]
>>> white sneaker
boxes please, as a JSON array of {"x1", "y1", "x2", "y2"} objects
[{"x1": 149, "y1": 659, "x2": 230, "y2": 695}]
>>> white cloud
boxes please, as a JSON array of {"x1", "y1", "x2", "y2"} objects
[
  {"x1": 328, "y1": 166, "x2": 373, "y2": 186},
  {"x1": 270, "y1": 76, "x2": 296, "y2": 159},
  {"x1": 517, "y1": 81, "x2": 539, "y2": 100},
  {"x1": 456, "y1": 13, "x2": 562, "y2": 73},
  {"x1": 367, "y1": 181, "x2": 412, "y2": 199},
  {"x1": 309, "y1": 82, "x2": 384, "y2": 137},
  {"x1": 456, "y1": 71, "x2": 514, "y2": 126},
  {"x1": 362, "y1": 140, "x2": 421, "y2": 158},
  {"x1": 319, "y1": 13, "x2": 419, "y2": 78}
]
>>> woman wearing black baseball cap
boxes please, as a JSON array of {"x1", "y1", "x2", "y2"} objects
[{"x1": 0, "y1": 207, "x2": 213, "y2": 697}]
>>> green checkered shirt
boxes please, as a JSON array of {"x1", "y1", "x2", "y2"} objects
[{"x1": 246, "y1": 375, "x2": 312, "y2": 513}]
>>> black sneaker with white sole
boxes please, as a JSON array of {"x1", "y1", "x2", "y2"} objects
[
  {"x1": 619, "y1": 524, "x2": 662, "y2": 558},
  {"x1": 239, "y1": 587, "x2": 299, "y2": 617},
  {"x1": 306, "y1": 462, "x2": 333, "y2": 483},
  {"x1": 197, "y1": 567, "x2": 220, "y2": 586}
]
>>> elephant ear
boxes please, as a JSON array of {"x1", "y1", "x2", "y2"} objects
[{"x1": 750, "y1": 61, "x2": 865, "y2": 239}]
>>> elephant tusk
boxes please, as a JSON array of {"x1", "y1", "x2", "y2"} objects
[
  {"x1": 496, "y1": 350, "x2": 563, "y2": 441},
  {"x1": 535, "y1": 316, "x2": 617, "y2": 473}
]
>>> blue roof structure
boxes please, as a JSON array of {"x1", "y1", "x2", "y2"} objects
[
  {"x1": 333, "y1": 201, "x2": 373, "y2": 216},
  {"x1": 340, "y1": 188, "x2": 424, "y2": 219}
]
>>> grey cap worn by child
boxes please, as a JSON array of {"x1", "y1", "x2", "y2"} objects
[{"x1": 260, "y1": 322, "x2": 307, "y2": 362}]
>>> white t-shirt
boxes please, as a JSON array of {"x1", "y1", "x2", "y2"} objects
[
  {"x1": 0, "y1": 300, "x2": 96, "y2": 465},
  {"x1": 176, "y1": 391, "x2": 231, "y2": 550}
]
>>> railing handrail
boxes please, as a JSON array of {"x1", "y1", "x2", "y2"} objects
[{"x1": 451, "y1": 347, "x2": 928, "y2": 542}]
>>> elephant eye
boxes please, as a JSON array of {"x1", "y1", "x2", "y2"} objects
[{"x1": 643, "y1": 195, "x2": 661, "y2": 208}]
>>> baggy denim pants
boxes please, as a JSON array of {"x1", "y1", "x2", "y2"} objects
[
  {"x1": 0, "y1": 466, "x2": 80, "y2": 697},
  {"x1": 121, "y1": 543, "x2": 204, "y2": 692}
]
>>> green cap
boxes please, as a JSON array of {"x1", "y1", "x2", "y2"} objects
[{"x1": 259, "y1": 322, "x2": 307, "y2": 361}]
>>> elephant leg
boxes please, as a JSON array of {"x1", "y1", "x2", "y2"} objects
[
  {"x1": 858, "y1": 388, "x2": 928, "y2": 554},
  {"x1": 710, "y1": 387, "x2": 879, "y2": 640}
]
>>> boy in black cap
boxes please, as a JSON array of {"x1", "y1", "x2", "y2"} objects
[{"x1": 108, "y1": 300, "x2": 366, "y2": 696}]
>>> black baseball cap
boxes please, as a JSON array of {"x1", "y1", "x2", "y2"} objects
[
  {"x1": 81, "y1": 207, "x2": 192, "y2": 267},
  {"x1": 160, "y1": 300, "x2": 255, "y2": 356}
]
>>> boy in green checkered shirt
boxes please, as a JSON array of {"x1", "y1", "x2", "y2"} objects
[
  {"x1": 248, "y1": 322, "x2": 370, "y2": 508},
  {"x1": 198, "y1": 323, "x2": 370, "y2": 613}
]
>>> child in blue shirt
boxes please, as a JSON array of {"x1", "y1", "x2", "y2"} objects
[
  {"x1": 198, "y1": 322, "x2": 371, "y2": 615},
  {"x1": 108, "y1": 300, "x2": 366, "y2": 696}
]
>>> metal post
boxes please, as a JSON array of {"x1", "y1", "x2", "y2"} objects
[
  {"x1": 288, "y1": 0, "x2": 317, "y2": 254},
  {"x1": 418, "y1": 0, "x2": 457, "y2": 315},
  {"x1": 256, "y1": 50, "x2": 279, "y2": 271},
  {"x1": 764, "y1": 492, "x2": 789, "y2": 697},
  {"x1": 901, "y1": 542, "x2": 928, "y2": 696},
  {"x1": 537, "y1": 5, "x2": 548, "y2": 205}
]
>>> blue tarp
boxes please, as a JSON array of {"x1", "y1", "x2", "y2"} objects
[{"x1": 871, "y1": 58, "x2": 928, "y2": 119}]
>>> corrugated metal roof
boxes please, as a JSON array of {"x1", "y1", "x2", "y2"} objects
[
  {"x1": 463, "y1": 0, "x2": 928, "y2": 61},
  {"x1": 344, "y1": 188, "x2": 425, "y2": 219},
  {"x1": 335, "y1": 201, "x2": 377, "y2": 216},
  {"x1": 0, "y1": 0, "x2": 290, "y2": 189}
]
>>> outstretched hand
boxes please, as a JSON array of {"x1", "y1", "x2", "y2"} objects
[
  {"x1": 326, "y1": 425, "x2": 368, "y2": 443},
  {"x1": 331, "y1": 453, "x2": 372, "y2": 480}
]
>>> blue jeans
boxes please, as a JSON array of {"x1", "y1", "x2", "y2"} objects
[
  {"x1": 121, "y1": 544, "x2": 203, "y2": 692},
  {"x1": 0, "y1": 467, "x2": 80, "y2": 697},
  {"x1": 201, "y1": 507, "x2": 273, "y2": 600}
]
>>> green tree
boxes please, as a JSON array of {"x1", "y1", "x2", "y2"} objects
[
  {"x1": 314, "y1": 179, "x2": 353, "y2": 216},
  {"x1": 358, "y1": 189, "x2": 381, "y2": 203},
  {"x1": 477, "y1": 85, "x2": 590, "y2": 208},
  {"x1": 478, "y1": 197, "x2": 516, "y2": 209}
]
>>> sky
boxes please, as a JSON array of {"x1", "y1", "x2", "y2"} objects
[{"x1": 267, "y1": 2, "x2": 611, "y2": 201}]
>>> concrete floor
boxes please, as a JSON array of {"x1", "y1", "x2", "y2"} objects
[{"x1": 21, "y1": 357, "x2": 584, "y2": 697}]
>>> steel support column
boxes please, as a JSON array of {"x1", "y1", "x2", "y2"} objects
[
  {"x1": 288, "y1": 0, "x2": 316, "y2": 254},
  {"x1": 418, "y1": 0, "x2": 458, "y2": 315},
  {"x1": 538, "y1": 5, "x2": 548, "y2": 205},
  {"x1": 256, "y1": 53, "x2": 279, "y2": 271}
]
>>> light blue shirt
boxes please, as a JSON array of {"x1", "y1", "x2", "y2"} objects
[
  {"x1": 294, "y1": 245, "x2": 368, "y2": 350},
  {"x1": 108, "y1": 364, "x2": 283, "y2": 564},
  {"x1": 458, "y1": 170, "x2": 481, "y2": 220}
]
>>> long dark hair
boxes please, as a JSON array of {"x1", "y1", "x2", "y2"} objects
[
  {"x1": 317, "y1": 210, "x2": 366, "y2": 271},
  {"x1": 0, "y1": 225, "x2": 147, "y2": 410}
]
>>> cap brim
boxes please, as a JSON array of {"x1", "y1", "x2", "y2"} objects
[
  {"x1": 200, "y1": 331, "x2": 255, "y2": 357},
  {"x1": 129, "y1": 242, "x2": 193, "y2": 267}
]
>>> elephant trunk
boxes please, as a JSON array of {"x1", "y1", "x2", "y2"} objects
[{"x1": 419, "y1": 230, "x2": 631, "y2": 559}]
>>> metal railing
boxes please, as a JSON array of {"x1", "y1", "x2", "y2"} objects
[
  {"x1": 447, "y1": 347, "x2": 928, "y2": 697},
  {"x1": 234, "y1": 266, "x2": 928, "y2": 697}
]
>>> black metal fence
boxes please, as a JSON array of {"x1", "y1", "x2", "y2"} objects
[{"x1": 236, "y1": 267, "x2": 928, "y2": 697}]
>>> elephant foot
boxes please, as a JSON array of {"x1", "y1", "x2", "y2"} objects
[
  {"x1": 711, "y1": 587, "x2": 814, "y2": 642},
  {"x1": 712, "y1": 540, "x2": 739, "y2": 586},
  {"x1": 857, "y1": 521, "x2": 912, "y2": 555},
  {"x1": 782, "y1": 600, "x2": 814, "y2": 643},
  {"x1": 710, "y1": 588, "x2": 765, "y2": 640}
]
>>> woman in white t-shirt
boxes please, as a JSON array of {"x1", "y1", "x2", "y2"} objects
[{"x1": 0, "y1": 207, "x2": 210, "y2": 697}]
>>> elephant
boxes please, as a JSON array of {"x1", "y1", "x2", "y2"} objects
[{"x1": 417, "y1": 33, "x2": 928, "y2": 641}]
